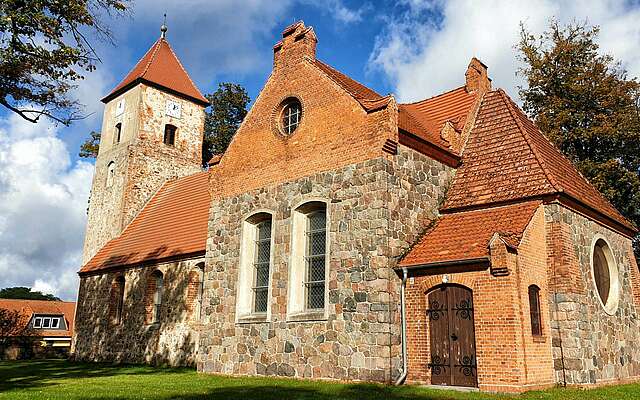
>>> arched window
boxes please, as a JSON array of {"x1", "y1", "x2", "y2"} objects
[
  {"x1": 164, "y1": 124, "x2": 177, "y2": 146},
  {"x1": 146, "y1": 271, "x2": 163, "y2": 324},
  {"x1": 110, "y1": 276, "x2": 125, "y2": 324},
  {"x1": 188, "y1": 263, "x2": 205, "y2": 321},
  {"x1": 528, "y1": 285, "x2": 542, "y2": 336},
  {"x1": 279, "y1": 98, "x2": 302, "y2": 135},
  {"x1": 106, "y1": 161, "x2": 116, "y2": 187},
  {"x1": 113, "y1": 123, "x2": 122, "y2": 145},
  {"x1": 236, "y1": 213, "x2": 273, "y2": 320},
  {"x1": 288, "y1": 201, "x2": 328, "y2": 317},
  {"x1": 591, "y1": 237, "x2": 619, "y2": 314}
]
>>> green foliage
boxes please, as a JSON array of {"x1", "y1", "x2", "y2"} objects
[
  {"x1": 517, "y1": 20, "x2": 640, "y2": 254},
  {"x1": 0, "y1": 0, "x2": 128, "y2": 125},
  {"x1": 0, "y1": 287, "x2": 60, "y2": 301},
  {"x1": 79, "y1": 131, "x2": 101, "y2": 158},
  {"x1": 203, "y1": 83, "x2": 250, "y2": 167}
]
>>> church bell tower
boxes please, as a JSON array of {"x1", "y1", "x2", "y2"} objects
[{"x1": 82, "y1": 23, "x2": 209, "y2": 264}]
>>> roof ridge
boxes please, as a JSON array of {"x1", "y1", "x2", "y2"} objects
[
  {"x1": 497, "y1": 89, "x2": 561, "y2": 192},
  {"x1": 162, "y1": 39, "x2": 207, "y2": 103},
  {"x1": 400, "y1": 85, "x2": 468, "y2": 106},
  {"x1": 312, "y1": 59, "x2": 383, "y2": 100},
  {"x1": 140, "y1": 38, "x2": 163, "y2": 79}
]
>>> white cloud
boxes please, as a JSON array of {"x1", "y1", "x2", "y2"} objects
[
  {"x1": 0, "y1": 113, "x2": 94, "y2": 301},
  {"x1": 369, "y1": 0, "x2": 640, "y2": 102}
]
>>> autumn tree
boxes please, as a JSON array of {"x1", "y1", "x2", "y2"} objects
[
  {"x1": 517, "y1": 20, "x2": 640, "y2": 253},
  {"x1": 0, "y1": 0, "x2": 128, "y2": 125},
  {"x1": 79, "y1": 131, "x2": 101, "y2": 158},
  {"x1": 203, "y1": 82, "x2": 250, "y2": 167}
]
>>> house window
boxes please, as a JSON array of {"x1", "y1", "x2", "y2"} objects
[
  {"x1": 253, "y1": 220, "x2": 272, "y2": 313},
  {"x1": 305, "y1": 210, "x2": 326, "y2": 310},
  {"x1": 111, "y1": 276, "x2": 125, "y2": 324},
  {"x1": 33, "y1": 317, "x2": 42, "y2": 328},
  {"x1": 288, "y1": 201, "x2": 328, "y2": 318},
  {"x1": 591, "y1": 237, "x2": 619, "y2": 314},
  {"x1": 106, "y1": 161, "x2": 115, "y2": 187},
  {"x1": 113, "y1": 123, "x2": 122, "y2": 145},
  {"x1": 236, "y1": 213, "x2": 273, "y2": 321},
  {"x1": 164, "y1": 124, "x2": 177, "y2": 146},
  {"x1": 280, "y1": 98, "x2": 302, "y2": 135},
  {"x1": 188, "y1": 264, "x2": 205, "y2": 321},
  {"x1": 51, "y1": 317, "x2": 60, "y2": 329},
  {"x1": 528, "y1": 285, "x2": 542, "y2": 336}
]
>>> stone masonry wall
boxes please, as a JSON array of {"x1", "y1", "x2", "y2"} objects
[
  {"x1": 199, "y1": 146, "x2": 453, "y2": 382},
  {"x1": 82, "y1": 84, "x2": 203, "y2": 264},
  {"x1": 73, "y1": 257, "x2": 205, "y2": 366},
  {"x1": 545, "y1": 203, "x2": 640, "y2": 385}
]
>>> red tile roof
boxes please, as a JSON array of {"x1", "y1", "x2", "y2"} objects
[
  {"x1": 102, "y1": 38, "x2": 208, "y2": 105},
  {"x1": 80, "y1": 172, "x2": 210, "y2": 274},
  {"x1": 0, "y1": 299, "x2": 75, "y2": 338},
  {"x1": 401, "y1": 86, "x2": 478, "y2": 139},
  {"x1": 443, "y1": 89, "x2": 635, "y2": 234},
  {"x1": 399, "y1": 201, "x2": 541, "y2": 268}
]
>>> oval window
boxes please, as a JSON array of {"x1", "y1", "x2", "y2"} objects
[
  {"x1": 591, "y1": 237, "x2": 619, "y2": 315},
  {"x1": 279, "y1": 98, "x2": 302, "y2": 135}
]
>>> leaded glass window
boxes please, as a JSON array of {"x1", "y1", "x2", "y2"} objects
[
  {"x1": 281, "y1": 99, "x2": 301, "y2": 134},
  {"x1": 253, "y1": 220, "x2": 271, "y2": 313},
  {"x1": 305, "y1": 210, "x2": 326, "y2": 310}
]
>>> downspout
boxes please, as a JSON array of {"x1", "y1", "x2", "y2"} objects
[{"x1": 394, "y1": 267, "x2": 408, "y2": 385}]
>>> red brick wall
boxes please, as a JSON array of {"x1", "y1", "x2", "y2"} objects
[
  {"x1": 209, "y1": 24, "x2": 395, "y2": 200},
  {"x1": 404, "y1": 206, "x2": 554, "y2": 392}
]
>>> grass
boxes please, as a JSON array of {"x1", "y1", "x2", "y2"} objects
[{"x1": 0, "y1": 360, "x2": 639, "y2": 399}]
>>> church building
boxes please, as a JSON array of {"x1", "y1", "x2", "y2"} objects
[{"x1": 73, "y1": 21, "x2": 640, "y2": 392}]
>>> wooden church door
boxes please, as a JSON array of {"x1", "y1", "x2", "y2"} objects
[{"x1": 426, "y1": 284, "x2": 478, "y2": 387}]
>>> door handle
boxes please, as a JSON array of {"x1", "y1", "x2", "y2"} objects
[{"x1": 450, "y1": 334, "x2": 458, "y2": 341}]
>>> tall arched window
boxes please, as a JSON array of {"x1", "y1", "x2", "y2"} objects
[
  {"x1": 236, "y1": 213, "x2": 273, "y2": 321},
  {"x1": 163, "y1": 124, "x2": 177, "y2": 146},
  {"x1": 106, "y1": 162, "x2": 116, "y2": 188},
  {"x1": 113, "y1": 123, "x2": 122, "y2": 145},
  {"x1": 188, "y1": 263, "x2": 205, "y2": 321},
  {"x1": 111, "y1": 276, "x2": 125, "y2": 324},
  {"x1": 528, "y1": 285, "x2": 542, "y2": 336},
  {"x1": 288, "y1": 201, "x2": 328, "y2": 317},
  {"x1": 146, "y1": 271, "x2": 163, "y2": 324}
]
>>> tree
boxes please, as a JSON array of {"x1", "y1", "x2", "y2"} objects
[
  {"x1": 79, "y1": 131, "x2": 101, "y2": 158},
  {"x1": 517, "y1": 20, "x2": 640, "y2": 254},
  {"x1": 0, "y1": 0, "x2": 128, "y2": 125},
  {"x1": 203, "y1": 83, "x2": 250, "y2": 167},
  {"x1": 0, "y1": 287, "x2": 60, "y2": 301}
]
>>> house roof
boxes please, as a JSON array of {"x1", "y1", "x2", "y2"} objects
[
  {"x1": 0, "y1": 299, "x2": 75, "y2": 338},
  {"x1": 443, "y1": 89, "x2": 635, "y2": 234},
  {"x1": 102, "y1": 37, "x2": 208, "y2": 105},
  {"x1": 399, "y1": 201, "x2": 541, "y2": 268},
  {"x1": 80, "y1": 171, "x2": 210, "y2": 274}
]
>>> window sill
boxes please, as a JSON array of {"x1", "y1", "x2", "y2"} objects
[
  {"x1": 286, "y1": 310, "x2": 326, "y2": 323},
  {"x1": 236, "y1": 314, "x2": 268, "y2": 324},
  {"x1": 532, "y1": 335, "x2": 546, "y2": 343}
]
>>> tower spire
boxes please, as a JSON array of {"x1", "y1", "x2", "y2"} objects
[{"x1": 160, "y1": 13, "x2": 167, "y2": 39}]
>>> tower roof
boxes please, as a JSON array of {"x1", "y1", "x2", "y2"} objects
[{"x1": 102, "y1": 37, "x2": 209, "y2": 106}]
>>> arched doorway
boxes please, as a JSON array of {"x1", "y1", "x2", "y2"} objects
[{"x1": 426, "y1": 284, "x2": 477, "y2": 387}]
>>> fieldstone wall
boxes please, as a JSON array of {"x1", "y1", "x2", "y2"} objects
[
  {"x1": 73, "y1": 257, "x2": 205, "y2": 366},
  {"x1": 545, "y1": 203, "x2": 640, "y2": 385},
  {"x1": 83, "y1": 84, "x2": 204, "y2": 264}
]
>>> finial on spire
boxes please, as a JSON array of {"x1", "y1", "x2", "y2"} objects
[{"x1": 160, "y1": 13, "x2": 167, "y2": 39}]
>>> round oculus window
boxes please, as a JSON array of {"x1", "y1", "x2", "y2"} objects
[
  {"x1": 280, "y1": 98, "x2": 302, "y2": 135},
  {"x1": 590, "y1": 237, "x2": 619, "y2": 315}
]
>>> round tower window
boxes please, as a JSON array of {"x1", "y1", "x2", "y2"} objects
[
  {"x1": 280, "y1": 98, "x2": 302, "y2": 135},
  {"x1": 590, "y1": 236, "x2": 619, "y2": 315}
]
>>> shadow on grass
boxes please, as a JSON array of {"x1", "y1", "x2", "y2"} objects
[{"x1": 0, "y1": 359, "x2": 189, "y2": 393}]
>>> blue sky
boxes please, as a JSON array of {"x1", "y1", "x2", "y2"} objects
[{"x1": 2, "y1": 0, "x2": 640, "y2": 300}]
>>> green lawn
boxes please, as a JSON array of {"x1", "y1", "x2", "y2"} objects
[{"x1": 0, "y1": 360, "x2": 638, "y2": 399}]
